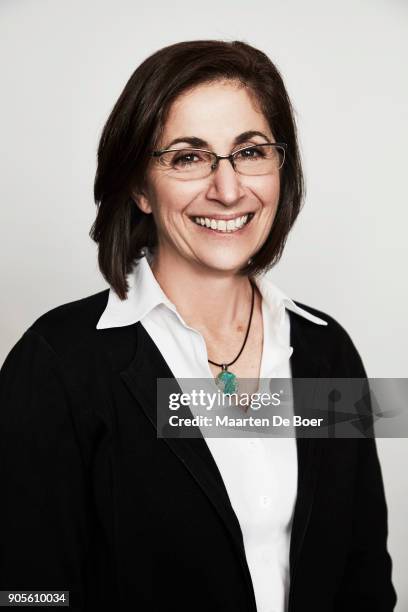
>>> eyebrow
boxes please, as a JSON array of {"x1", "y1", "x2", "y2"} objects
[{"x1": 163, "y1": 130, "x2": 272, "y2": 150}]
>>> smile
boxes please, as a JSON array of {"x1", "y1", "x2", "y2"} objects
[{"x1": 191, "y1": 213, "x2": 255, "y2": 233}]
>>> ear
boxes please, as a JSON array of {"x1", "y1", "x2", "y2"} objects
[{"x1": 132, "y1": 189, "x2": 153, "y2": 215}]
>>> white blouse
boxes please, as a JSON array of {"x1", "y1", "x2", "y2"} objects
[{"x1": 97, "y1": 251, "x2": 327, "y2": 612}]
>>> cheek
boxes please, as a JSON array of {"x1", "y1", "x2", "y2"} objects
[
  {"x1": 151, "y1": 177, "x2": 200, "y2": 217},
  {"x1": 250, "y1": 175, "x2": 281, "y2": 212}
]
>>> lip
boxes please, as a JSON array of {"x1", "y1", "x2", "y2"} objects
[
  {"x1": 189, "y1": 212, "x2": 255, "y2": 235},
  {"x1": 188, "y1": 212, "x2": 255, "y2": 221}
]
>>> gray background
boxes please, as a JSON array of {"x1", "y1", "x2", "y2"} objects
[{"x1": 0, "y1": 0, "x2": 407, "y2": 607}]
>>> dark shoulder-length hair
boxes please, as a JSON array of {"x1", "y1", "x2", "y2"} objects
[{"x1": 90, "y1": 40, "x2": 304, "y2": 300}]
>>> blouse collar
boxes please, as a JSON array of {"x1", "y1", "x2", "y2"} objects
[{"x1": 96, "y1": 249, "x2": 327, "y2": 330}]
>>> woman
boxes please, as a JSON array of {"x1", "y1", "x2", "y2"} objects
[{"x1": 0, "y1": 40, "x2": 397, "y2": 611}]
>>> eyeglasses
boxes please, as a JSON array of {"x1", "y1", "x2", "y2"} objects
[{"x1": 151, "y1": 143, "x2": 287, "y2": 180}]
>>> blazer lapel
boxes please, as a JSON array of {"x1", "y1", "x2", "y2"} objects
[
  {"x1": 288, "y1": 311, "x2": 327, "y2": 583},
  {"x1": 120, "y1": 322, "x2": 256, "y2": 600}
]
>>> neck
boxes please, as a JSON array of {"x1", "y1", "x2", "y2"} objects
[{"x1": 148, "y1": 247, "x2": 255, "y2": 335}]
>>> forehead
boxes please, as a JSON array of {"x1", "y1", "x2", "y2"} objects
[{"x1": 160, "y1": 80, "x2": 273, "y2": 145}]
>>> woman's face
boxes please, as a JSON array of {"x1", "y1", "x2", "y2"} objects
[{"x1": 136, "y1": 80, "x2": 281, "y2": 275}]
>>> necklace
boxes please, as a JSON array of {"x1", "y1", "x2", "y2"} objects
[{"x1": 208, "y1": 279, "x2": 255, "y2": 394}]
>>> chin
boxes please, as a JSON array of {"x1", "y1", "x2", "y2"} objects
[{"x1": 196, "y1": 255, "x2": 249, "y2": 274}]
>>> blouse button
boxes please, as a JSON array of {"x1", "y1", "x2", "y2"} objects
[{"x1": 259, "y1": 495, "x2": 271, "y2": 508}]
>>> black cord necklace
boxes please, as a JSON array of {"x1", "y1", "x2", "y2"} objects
[{"x1": 208, "y1": 279, "x2": 255, "y2": 394}]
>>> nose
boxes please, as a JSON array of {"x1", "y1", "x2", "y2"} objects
[{"x1": 205, "y1": 158, "x2": 245, "y2": 206}]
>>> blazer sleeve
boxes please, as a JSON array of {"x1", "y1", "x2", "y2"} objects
[
  {"x1": 0, "y1": 329, "x2": 90, "y2": 610},
  {"x1": 333, "y1": 328, "x2": 397, "y2": 611}
]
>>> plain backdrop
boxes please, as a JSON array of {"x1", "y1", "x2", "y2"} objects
[{"x1": 0, "y1": 0, "x2": 407, "y2": 608}]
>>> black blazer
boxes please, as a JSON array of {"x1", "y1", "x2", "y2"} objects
[{"x1": 0, "y1": 289, "x2": 397, "y2": 611}]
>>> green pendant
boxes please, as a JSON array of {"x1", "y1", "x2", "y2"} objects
[{"x1": 216, "y1": 367, "x2": 239, "y2": 394}]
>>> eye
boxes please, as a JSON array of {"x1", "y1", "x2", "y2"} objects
[
  {"x1": 235, "y1": 146, "x2": 266, "y2": 161},
  {"x1": 171, "y1": 150, "x2": 207, "y2": 168}
]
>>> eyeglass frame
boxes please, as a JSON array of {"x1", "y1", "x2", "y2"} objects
[{"x1": 151, "y1": 142, "x2": 287, "y2": 176}]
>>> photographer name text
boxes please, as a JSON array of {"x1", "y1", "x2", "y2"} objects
[{"x1": 168, "y1": 415, "x2": 324, "y2": 428}]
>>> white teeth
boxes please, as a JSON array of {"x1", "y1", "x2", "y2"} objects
[{"x1": 193, "y1": 214, "x2": 251, "y2": 233}]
